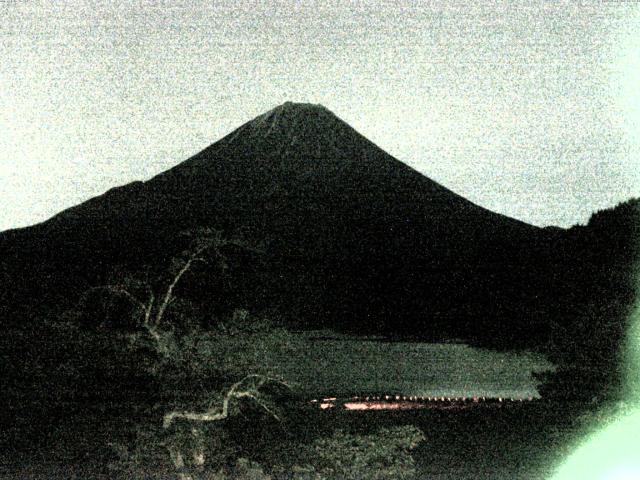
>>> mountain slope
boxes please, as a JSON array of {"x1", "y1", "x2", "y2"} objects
[{"x1": 1, "y1": 102, "x2": 556, "y2": 343}]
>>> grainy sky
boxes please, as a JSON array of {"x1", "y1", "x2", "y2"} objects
[{"x1": 1, "y1": 0, "x2": 639, "y2": 231}]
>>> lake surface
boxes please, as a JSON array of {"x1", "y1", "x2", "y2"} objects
[{"x1": 274, "y1": 332, "x2": 555, "y2": 400}]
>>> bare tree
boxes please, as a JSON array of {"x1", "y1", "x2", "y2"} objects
[
  {"x1": 78, "y1": 229, "x2": 282, "y2": 479},
  {"x1": 163, "y1": 374, "x2": 288, "y2": 480},
  {"x1": 83, "y1": 228, "x2": 255, "y2": 356}
]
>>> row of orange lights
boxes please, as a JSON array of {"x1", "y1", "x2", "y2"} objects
[{"x1": 312, "y1": 394, "x2": 535, "y2": 410}]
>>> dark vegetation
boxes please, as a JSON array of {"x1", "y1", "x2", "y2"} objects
[
  {"x1": 1, "y1": 102, "x2": 639, "y2": 478},
  {"x1": 539, "y1": 199, "x2": 640, "y2": 401},
  {"x1": 1, "y1": 231, "x2": 428, "y2": 479}
]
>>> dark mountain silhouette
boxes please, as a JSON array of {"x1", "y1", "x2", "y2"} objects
[
  {"x1": 0, "y1": 102, "x2": 623, "y2": 346},
  {"x1": 537, "y1": 198, "x2": 640, "y2": 399},
  {"x1": 3, "y1": 102, "x2": 639, "y2": 479}
]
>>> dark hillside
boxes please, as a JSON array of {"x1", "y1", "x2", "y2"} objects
[{"x1": 540, "y1": 198, "x2": 640, "y2": 400}]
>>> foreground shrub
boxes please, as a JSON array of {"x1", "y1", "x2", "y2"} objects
[{"x1": 274, "y1": 425, "x2": 425, "y2": 480}]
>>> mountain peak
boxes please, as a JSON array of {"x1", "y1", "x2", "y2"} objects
[
  {"x1": 278, "y1": 101, "x2": 326, "y2": 109},
  {"x1": 216, "y1": 101, "x2": 352, "y2": 155},
  {"x1": 259, "y1": 101, "x2": 334, "y2": 126}
]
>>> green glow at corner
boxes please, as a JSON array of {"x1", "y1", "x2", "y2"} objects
[
  {"x1": 551, "y1": 409, "x2": 640, "y2": 480},
  {"x1": 551, "y1": 293, "x2": 640, "y2": 479},
  {"x1": 623, "y1": 297, "x2": 640, "y2": 401}
]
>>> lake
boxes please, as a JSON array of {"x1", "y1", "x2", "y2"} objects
[{"x1": 265, "y1": 331, "x2": 555, "y2": 400}]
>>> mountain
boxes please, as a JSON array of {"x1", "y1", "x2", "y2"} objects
[{"x1": 1, "y1": 102, "x2": 559, "y2": 344}]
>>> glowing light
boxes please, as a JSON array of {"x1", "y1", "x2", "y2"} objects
[
  {"x1": 604, "y1": 465, "x2": 640, "y2": 480},
  {"x1": 343, "y1": 401, "x2": 427, "y2": 411},
  {"x1": 313, "y1": 393, "x2": 536, "y2": 411},
  {"x1": 552, "y1": 290, "x2": 640, "y2": 479},
  {"x1": 551, "y1": 409, "x2": 640, "y2": 480}
]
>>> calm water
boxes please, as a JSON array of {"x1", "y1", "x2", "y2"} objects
[{"x1": 274, "y1": 332, "x2": 555, "y2": 400}]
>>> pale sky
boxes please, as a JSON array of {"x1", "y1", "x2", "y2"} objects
[{"x1": 1, "y1": 0, "x2": 639, "y2": 231}]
